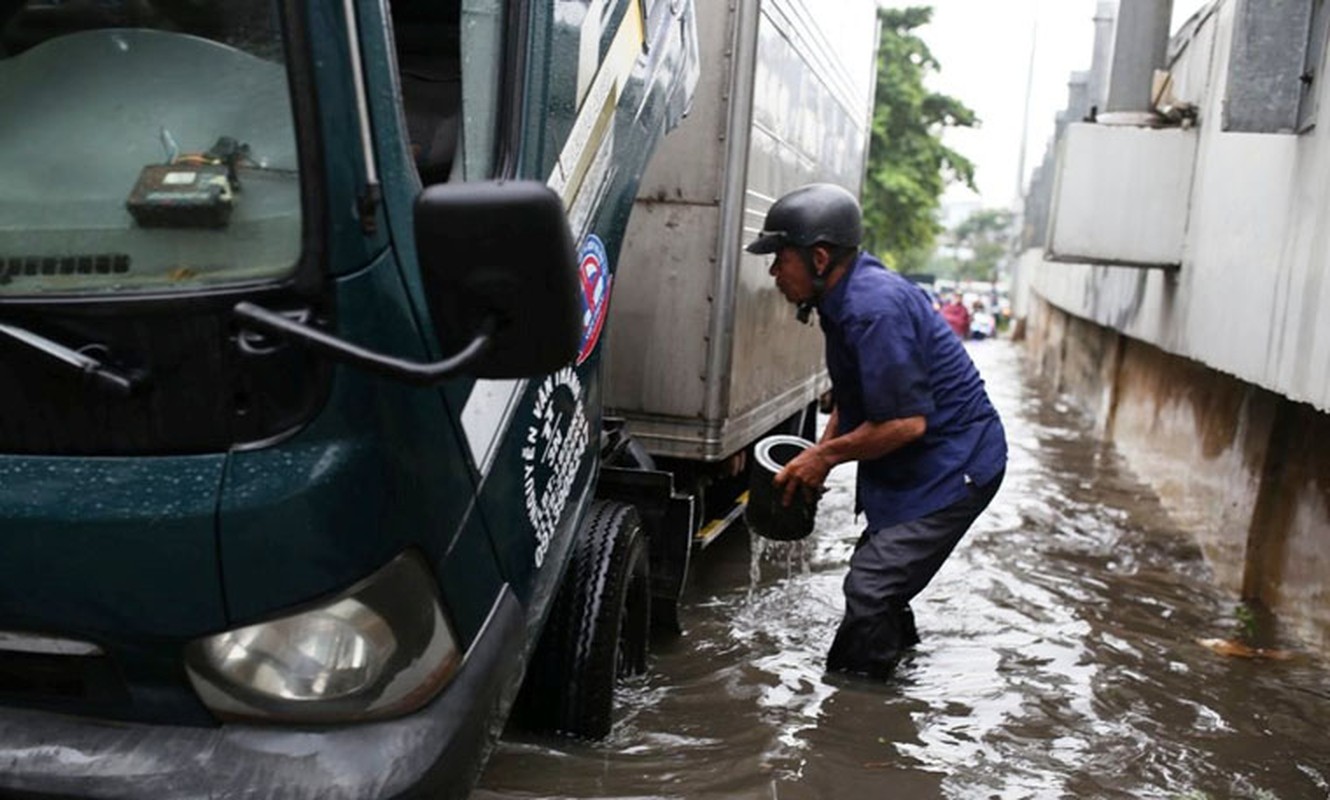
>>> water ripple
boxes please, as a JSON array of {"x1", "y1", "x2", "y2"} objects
[{"x1": 479, "y1": 342, "x2": 1330, "y2": 800}]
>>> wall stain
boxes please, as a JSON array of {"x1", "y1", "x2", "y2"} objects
[{"x1": 1029, "y1": 295, "x2": 1330, "y2": 655}]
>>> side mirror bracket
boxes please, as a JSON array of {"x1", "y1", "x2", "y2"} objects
[
  {"x1": 230, "y1": 181, "x2": 580, "y2": 386},
  {"x1": 232, "y1": 302, "x2": 495, "y2": 386}
]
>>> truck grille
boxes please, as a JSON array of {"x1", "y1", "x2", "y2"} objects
[
  {"x1": 0, "y1": 634, "x2": 213, "y2": 725},
  {"x1": 0, "y1": 650, "x2": 128, "y2": 706}
]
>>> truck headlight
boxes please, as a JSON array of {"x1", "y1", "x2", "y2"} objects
[{"x1": 185, "y1": 550, "x2": 460, "y2": 723}]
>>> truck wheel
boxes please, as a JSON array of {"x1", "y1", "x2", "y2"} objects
[{"x1": 519, "y1": 500, "x2": 651, "y2": 738}]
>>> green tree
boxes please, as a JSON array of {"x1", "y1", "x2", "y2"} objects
[
  {"x1": 952, "y1": 208, "x2": 1014, "y2": 281},
  {"x1": 862, "y1": 7, "x2": 977, "y2": 274}
]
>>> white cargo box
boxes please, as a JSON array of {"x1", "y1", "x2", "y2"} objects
[{"x1": 603, "y1": 0, "x2": 878, "y2": 461}]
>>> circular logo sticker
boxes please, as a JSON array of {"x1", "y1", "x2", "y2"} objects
[{"x1": 576, "y1": 234, "x2": 612, "y2": 365}]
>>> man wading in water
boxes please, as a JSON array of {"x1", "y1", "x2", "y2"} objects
[{"x1": 748, "y1": 183, "x2": 1007, "y2": 679}]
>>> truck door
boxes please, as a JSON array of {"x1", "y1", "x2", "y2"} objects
[
  {"x1": 370, "y1": 0, "x2": 694, "y2": 620},
  {"x1": 464, "y1": 0, "x2": 658, "y2": 616}
]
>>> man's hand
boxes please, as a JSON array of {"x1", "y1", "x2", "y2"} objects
[
  {"x1": 773, "y1": 446, "x2": 833, "y2": 507},
  {"x1": 770, "y1": 415, "x2": 926, "y2": 507}
]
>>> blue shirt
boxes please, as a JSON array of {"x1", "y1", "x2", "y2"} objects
[{"x1": 818, "y1": 253, "x2": 1007, "y2": 528}]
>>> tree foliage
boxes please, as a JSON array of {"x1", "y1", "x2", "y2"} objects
[
  {"x1": 952, "y1": 208, "x2": 1012, "y2": 244},
  {"x1": 861, "y1": 7, "x2": 977, "y2": 274},
  {"x1": 952, "y1": 208, "x2": 1014, "y2": 281},
  {"x1": 927, "y1": 208, "x2": 1014, "y2": 282}
]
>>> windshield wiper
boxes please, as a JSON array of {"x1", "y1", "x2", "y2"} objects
[{"x1": 0, "y1": 323, "x2": 143, "y2": 397}]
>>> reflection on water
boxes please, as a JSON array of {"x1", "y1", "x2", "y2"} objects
[{"x1": 476, "y1": 341, "x2": 1330, "y2": 800}]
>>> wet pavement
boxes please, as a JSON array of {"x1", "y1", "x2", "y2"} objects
[{"x1": 475, "y1": 340, "x2": 1330, "y2": 800}]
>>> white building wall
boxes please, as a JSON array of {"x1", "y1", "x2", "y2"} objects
[{"x1": 1029, "y1": 0, "x2": 1330, "y2": 413}]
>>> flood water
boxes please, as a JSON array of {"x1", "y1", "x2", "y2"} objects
[{"x1": 475, "y1": 341, "x2": 1330, "y2": 800}]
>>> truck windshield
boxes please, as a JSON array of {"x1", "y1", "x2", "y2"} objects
[{"x1": 0, "y1": 1, "x2": 301, "y2": 296}]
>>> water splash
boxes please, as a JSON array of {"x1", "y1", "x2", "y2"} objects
[{"x1": 746, "y1": 527, "x2": 815, "y2": 600}]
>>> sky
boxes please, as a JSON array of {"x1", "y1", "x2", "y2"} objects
[{"x1": 878, "y1": 0, "x2": 1210, "y2": 215}]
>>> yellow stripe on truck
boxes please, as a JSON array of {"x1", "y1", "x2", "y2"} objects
[{"x1": 549, "y1": 0, "x2": 645, "y2": 207}]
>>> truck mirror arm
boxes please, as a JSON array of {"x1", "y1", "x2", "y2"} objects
[{"x1": 233, "y1": 301, "x2": 494, "y2": 386}]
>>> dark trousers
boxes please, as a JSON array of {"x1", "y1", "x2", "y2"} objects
[{"x1": 826, "y1": 470, "x2": 1004, "y2": 678}]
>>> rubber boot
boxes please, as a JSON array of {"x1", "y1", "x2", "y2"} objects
[
  {"x1": 826, "y1": 602, "x2": 912, "y2": 680},
  {"x1": 899, "y1": 604, "x2": 921, "y2": 650}
]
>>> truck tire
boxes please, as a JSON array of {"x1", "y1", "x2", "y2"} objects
[{"x1": 519, "y1": 500, "x2": 651, "y2": 738}]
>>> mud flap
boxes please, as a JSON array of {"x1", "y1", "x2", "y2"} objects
[{"x1": 597, "y1": 465, "x2": 694, "y2": 633}]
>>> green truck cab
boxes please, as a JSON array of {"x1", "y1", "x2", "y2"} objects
[{"x1": 0, "y1": 1, "x2": 697, "y2": 797}]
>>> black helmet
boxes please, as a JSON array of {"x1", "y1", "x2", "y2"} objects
[{"x1": 746, "y1": 183, "x2": 863, "y2": 255}]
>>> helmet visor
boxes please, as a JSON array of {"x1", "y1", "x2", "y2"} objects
[{"x1": 745, "y1": 230, "x2": 787, "y2": 255}]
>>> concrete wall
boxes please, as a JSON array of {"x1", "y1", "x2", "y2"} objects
[
  {"x1": 1027, "y1": 0, "x2": 1330, "y2": 414},
  {"x1": 1015, "y1": 0, "x2": 1330, "y2": 654},
  {"x1": 1026, "y1": 295, "x2": 1330, "y2": 654}
]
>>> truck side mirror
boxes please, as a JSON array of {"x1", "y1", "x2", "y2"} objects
[{"x1": 414, "y1": 181, "x2": 581, "y2": 379}]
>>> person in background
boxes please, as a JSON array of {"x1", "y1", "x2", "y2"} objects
[
  {"x1": 970, "y1": 300, "x2": 995, "y2": 341},
  {"x1": 748, "y1": 183, "x2": 1007, "y2": 679},
  {"x1": 940, "y1": 294, "x2": 970, "y2": 339},
  {"x1": 941, "y1": 296, "x2": 973, "y2": 338}
]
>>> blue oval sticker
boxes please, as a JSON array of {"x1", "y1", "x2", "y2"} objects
[{"x1": 576, "y1": 234, "x2": 612, "y2": 365}]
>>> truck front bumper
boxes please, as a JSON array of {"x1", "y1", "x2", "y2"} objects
[{"x1": 0, "y1": 588, "x2": 524, "y2": 800}]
